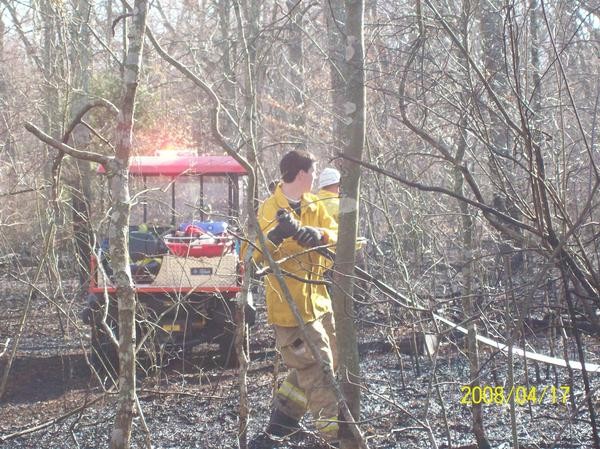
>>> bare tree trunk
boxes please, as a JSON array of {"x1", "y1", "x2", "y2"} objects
[
  {"x1": 285, "y1": 0, "x2": 306, "y2": 145},
  {"x1": 236, "y1": 181, "x2": 256, "y2": 449},
  {"x1": 323, "y1": 0, "x2": 347, "y2": 154},
  {"x1": 41, "y1": 1, "x2": 61, "y2": 141},
  {"x1": 235, "y1": 0, "x2": 260, "y2": 203},
  {"x1": 479, "y1": 0, "x2": 522, "y2": 269},
  {"x1": 233, "y1": 1, "x2": 260, "y2": 446},
  {"x1": 216, "y1": 0, "x2": 236, "y2": 139},
  {"x1": 454, "y1": 123, "x2": 490, "y2": 449},
  {"x1": 106, "y1": 0, "x2": 114, "y2": 42},
  {"x1": 37, "y1": 1, "x2": 62, "y2": 191},
  {"x1": 70, "y1": 0, "x2": 94, "y2": 286},
  {"x1": 454, "y1": 2, "x2": 490, "y2": 448},
  {"x1": 529, "y1": 0, "x2": 542, "y2": 114},
  {"x1": 0, "y1": 11, "x2": 11, "y2": 161},
  {"x1": 332, "y1": 1, "x2": 364, "y2": 447},
  {"x1": 0, "y1": 10, "x2": 16, "y2": 191},
  {"x1": 503, "y1": 257, "x2": 519, "y2": 449},
  {"x1": 109, "y1": 2, "x2": 148, "y2": 448},
  {"x1": 480, "y1": 0, "x2": 510, "y2": 161},
  {"x1": 0, "y1": 10, "x2": 3, "y2": 54}
]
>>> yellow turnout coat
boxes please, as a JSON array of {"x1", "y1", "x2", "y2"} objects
[
  {"x1": 254, "y1": 185, "x2": 338, "y2": 327},
  {"x1": 316, "y1": 189, "x2": 339, "y2": 223}
]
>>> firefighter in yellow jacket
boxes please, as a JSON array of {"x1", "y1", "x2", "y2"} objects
[
  {"x1": 250, "y1": 150, "x2": 340, "y2": 448},
  {"x1": 316, "y1": 167, "x2": 341, "y2": 222}
]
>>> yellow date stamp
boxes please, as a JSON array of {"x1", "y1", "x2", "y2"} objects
[{"x1": 460, "y1": 385, "x2": 570, "y2": 406}]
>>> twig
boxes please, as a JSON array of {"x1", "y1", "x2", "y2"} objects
[
  {"x1": 135, "y1": 394, "x2": 152, "y2": 449},
  {"x1": 0, "y1": 338, "x2": 10, "y2": 358},
  {"x1": 86, "y1": 22, "x2": 123, "y2": 68},
  {"x1": 0, "y1": 393, "x2": 106, "y2": 442},
  {"x1": 0, "y1": 187, "x2": 48, "y2": 198},
  {"x1": 356, "y1": 379, "x2": 438, "y2": 449},
  {"x1": 137, "y1": 389, "x2": 225, "y2": 400},
  {"x1": 254, "y1": 242, "x2": 337, "y2": 276}
]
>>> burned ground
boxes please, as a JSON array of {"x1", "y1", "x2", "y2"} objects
[{"x1": 0, "y1": 280, "x2": 599, "y2": 449}]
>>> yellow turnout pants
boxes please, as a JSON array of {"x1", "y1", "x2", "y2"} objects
[{"x1": 272, "y1": 312, "x2": 339, "y2": 441}]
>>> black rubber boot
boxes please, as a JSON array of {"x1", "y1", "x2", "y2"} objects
[
  {"x1": 337, "y1": 411, "x2": 354, "y2": 441},
  {"x1": 247, "y1": 432, "x2": 284, "y2": 449},
  {"x1": 265, "y1": 408, "x2": 302, "y2": 438},
  {"x1": 248, "y1": 409, "x2": 303, "y2": 449}
]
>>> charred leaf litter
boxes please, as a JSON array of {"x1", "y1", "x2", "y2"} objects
[{"x1": 0, "y1": 290, "x2": 598, "y2": 448}]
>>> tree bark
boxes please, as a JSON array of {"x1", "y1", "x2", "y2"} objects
[
  {"x1": 0, "y1": 10, "x2": 3, "y2": 54},
  {"x1": 216, "y1": 0, "x2": 236, "y2": 139},
  {"x1": 323, "y1": 0, "x2": 347, "y2": 153},
  {"x1": 234, "y1": 0, "x2": 260, "y2": 206},
  {"x1": 332, "y1": 1, "x2": 364, "y2": 447},
  {"x1": 480, "y1": 0, "x2": 510, "y2": 159},
  {"x1": 285, "y1": 0, "x2": 306, "y2": 145},
  {"x1": 236, "y1": 183, "x2": 255, "y2": 449},
  {"x1": 454, "y1": 2, "x2": 490, "y2": 448},
  {"x1": 232, "y1": 2, "x2": 259, "y2": 447},
  {"x1": 109, "y1": 1, "x2": 148, "y2": 448},
  {"x1": 0, "y1": 11, "x2": 13, "y2": 162},
  {"x1": 39, "y1": 1, "x2": 62, "y2": 183},
  {"x1": 70, "y1": 0, "x2": 95, "y2": 286}
]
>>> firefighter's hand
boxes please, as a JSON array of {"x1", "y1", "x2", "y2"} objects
[
  {"x1": 267, "y1": 209, "x2": 301, "y2": 245},
  {"x1": 294, "y1": 226, "x2": 323, "y2": 248}
]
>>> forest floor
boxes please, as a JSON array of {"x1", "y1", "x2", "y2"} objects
[{"x1": 0, "y1": 278, "x2": 599, "y2": 449}]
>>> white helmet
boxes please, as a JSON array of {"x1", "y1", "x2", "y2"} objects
[{"x1": 318, "y1": 167, "x2": 341, "y2": 189}]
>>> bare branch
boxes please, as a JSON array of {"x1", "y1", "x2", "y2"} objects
[
  {"x1": 338, "y1": 153, "x2": 540, "y2": 239},
  {"x1": 63, "y1": 99, "x2": 119, "y2": 143},
  {"x1": 112, "y1": 13, "x2": 134, "y2": 36},
  {"x1": 0, "y1": 394, "x2": 107, "y2": 442},
  {"x1": 0, "y1": 187, "x2": 48, "y2": 198},
  {"x1": 0, "y1": 338, "x2": 9, "y2": 358},
  {"x1": 24, "y1": 122, "x2": 110, "y2": 166}
]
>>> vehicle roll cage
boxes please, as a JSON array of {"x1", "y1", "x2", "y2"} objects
[
  {"x1": 136, "y1": 173, "x2": 241, "y2": 226},
  {"x1": 98, "y1": 153, "x2": 247, "y2": 226}
]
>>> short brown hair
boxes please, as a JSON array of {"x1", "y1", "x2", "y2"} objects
[{"x1": 280, "y1": 150, "x2": 315, "y2": 183}]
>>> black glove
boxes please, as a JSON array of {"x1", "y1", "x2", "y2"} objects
[
  {"x1": 267, "y1": 209, "x2": 301, "y2": 245},
  {"x1": 294, "y1": 226, "x2": 323, "y2": 248}
]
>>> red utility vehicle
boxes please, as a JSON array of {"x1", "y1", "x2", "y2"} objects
[{"x1": 85, "y1": 151, "x2": 254, "y2": 380}]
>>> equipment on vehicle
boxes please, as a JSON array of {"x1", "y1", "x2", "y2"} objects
[{"x1": 84, "y1": 151, "x2": 254, "y2": 382}]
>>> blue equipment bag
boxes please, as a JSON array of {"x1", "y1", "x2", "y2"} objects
[{"x1": 177, "y1": 220, "x2": 228, "y2": 235}]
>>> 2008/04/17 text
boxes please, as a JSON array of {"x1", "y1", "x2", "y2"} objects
[{"x1": 460, "y1": 385, "x2": 570, "y2": 406}]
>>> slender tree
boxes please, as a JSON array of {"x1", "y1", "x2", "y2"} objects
[
  {"x1": 455, "y1": 1, "x2": 490, "y2": 447},
  {"x1": 68, "y1": 0, "x2": 95, "y2": 286},
  {"x1": 109, "y1": 2, "x2": 148, "y2": 448},
  {"x1": 323, "y1": 0, "x2": 347, "y2": 154},
  {"x1": 332, "y1": 0, "x2": 364, "y2": 447},
  {"x1": 285, "y1": 0, "x2": 307, "y2": 145}
]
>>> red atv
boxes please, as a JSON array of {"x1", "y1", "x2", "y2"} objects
[{"x1": 84, "y1": 151, "x2": 254, "y2": 380}]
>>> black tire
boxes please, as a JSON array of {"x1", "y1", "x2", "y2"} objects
[
  {"x1": 135, "y1": 305, "x2": 163, "y2": 376},
  {"x1": 213, "y1": 298, "x2": 240, "y2": 368},
  {"x1": 90, "y1": 307, "x2": 119, "y2": 387},
  {"x1": 216, "y1": 326, "x2": 238, "y2": 368},
  {"x1": 90, "y1": 301, "x2": 161, "y2": 382}
]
